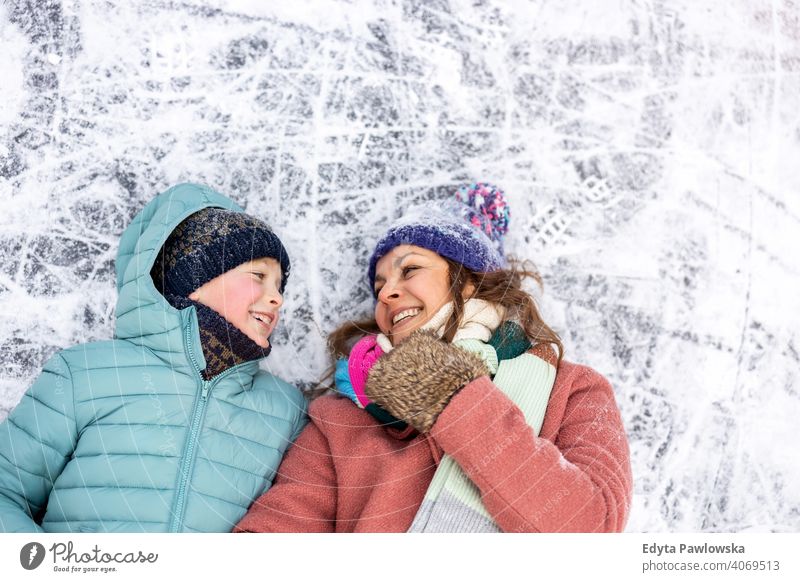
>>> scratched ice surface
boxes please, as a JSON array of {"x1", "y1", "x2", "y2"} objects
[{"x1": 1, "y1": 0, "x2": 798, "y2": 532}]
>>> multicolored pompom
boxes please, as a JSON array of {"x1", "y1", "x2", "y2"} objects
[{"x1": 455, "y1": 182, "x2": 510, "y2": 251}]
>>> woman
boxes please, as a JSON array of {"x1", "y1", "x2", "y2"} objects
[{"x1": 235, "y1": 182, "x2": 632, "y2": 532}]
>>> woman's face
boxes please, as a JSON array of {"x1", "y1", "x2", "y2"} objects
[{"x1": 373, "y1": 245, "x2": 453, "y2": 345}]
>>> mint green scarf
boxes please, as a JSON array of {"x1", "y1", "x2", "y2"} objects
[{"x1": 408, "y1": 323, "x2": 557, "y2": 532}]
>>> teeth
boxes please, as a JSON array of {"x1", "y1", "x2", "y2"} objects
[
  {"x1": 252, "y1": 313, "x2": 272, "y2": 325},
  {"x1": 392, "y1": 308, "x2": 421, "y2": 325}
]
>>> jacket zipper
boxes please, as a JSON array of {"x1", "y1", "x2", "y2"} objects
[{"x1": 169, "y1": 317, "x2": 245, "y2": 532}]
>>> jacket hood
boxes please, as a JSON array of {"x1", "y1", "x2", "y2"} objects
[{"x1": 114, "y1": 183, "x2": 246, "y2": 362}]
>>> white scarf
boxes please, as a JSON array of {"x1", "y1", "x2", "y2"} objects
[{"x1": 376, "y1": 299, "x2": 506, "y2": 353}]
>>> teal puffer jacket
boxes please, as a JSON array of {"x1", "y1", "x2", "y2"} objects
[{"x1": 0, "y1": 183, "x2": 307, "y2": 532}]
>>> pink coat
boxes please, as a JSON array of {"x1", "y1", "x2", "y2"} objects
[{"x1": 235, "y1": 358, "x2": 633, "y2": 533}]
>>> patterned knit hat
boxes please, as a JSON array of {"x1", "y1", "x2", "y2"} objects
[
  {"x1": 152, "y1": 207, "x2": 290, "y2": 298},
  {"x1": 367, "y1": 182, "x2": 510, "y2": 289}
]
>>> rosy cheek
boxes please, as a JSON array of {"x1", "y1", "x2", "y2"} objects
[
  {"x1": 226, "y1": 286, "x2": 254, "y2": 311},
  {"x1": 241, "y1": 282, "x2": 261, "y2": 302}
]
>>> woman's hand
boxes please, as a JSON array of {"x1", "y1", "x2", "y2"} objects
[{"x1": 364, "y1": 331, "x2": 489, "y2": 432}]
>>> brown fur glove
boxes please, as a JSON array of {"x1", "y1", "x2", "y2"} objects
[{"x1": 365, "y1": 330, "x2": 490, "y2": 433}]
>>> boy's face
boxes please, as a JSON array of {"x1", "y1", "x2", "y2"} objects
[{"x1": 188, "y1": 257, "x2": 283, "y2": 349}]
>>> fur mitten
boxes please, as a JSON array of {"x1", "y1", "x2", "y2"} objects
[{"x1": 364, "y1": 331, "x2": 490, "y2": 433}]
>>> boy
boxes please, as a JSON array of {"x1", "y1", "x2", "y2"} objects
[{"x1": 0, "y1": 183, "x2": 307, "y2": 532}]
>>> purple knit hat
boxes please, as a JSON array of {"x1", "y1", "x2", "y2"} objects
[{"x1": 367, "y1": 182, "x2": 511, "y2": 290}]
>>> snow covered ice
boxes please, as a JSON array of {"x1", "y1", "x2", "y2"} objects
[{"x1": 1, "y1": 0, "x2": 799, "y2": 532}]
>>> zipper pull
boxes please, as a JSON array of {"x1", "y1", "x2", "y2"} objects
[{"x1": 201, "y1": 382, "x2": 210, "y2": 401}]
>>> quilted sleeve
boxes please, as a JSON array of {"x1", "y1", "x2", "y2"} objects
[
  {"x1": 288, "y1": 389, "x2": 309, "y2": 443},
  {"x1": 0, "y1": 352, "x2": 78, "y2": 532}
]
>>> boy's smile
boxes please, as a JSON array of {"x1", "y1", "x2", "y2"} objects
[
  {"x1": 188, "y1": 257, "x2": 283, "y2": 348},
  {"x1": 251, "y1": 310, "x2": 275, "y2": 328}
]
